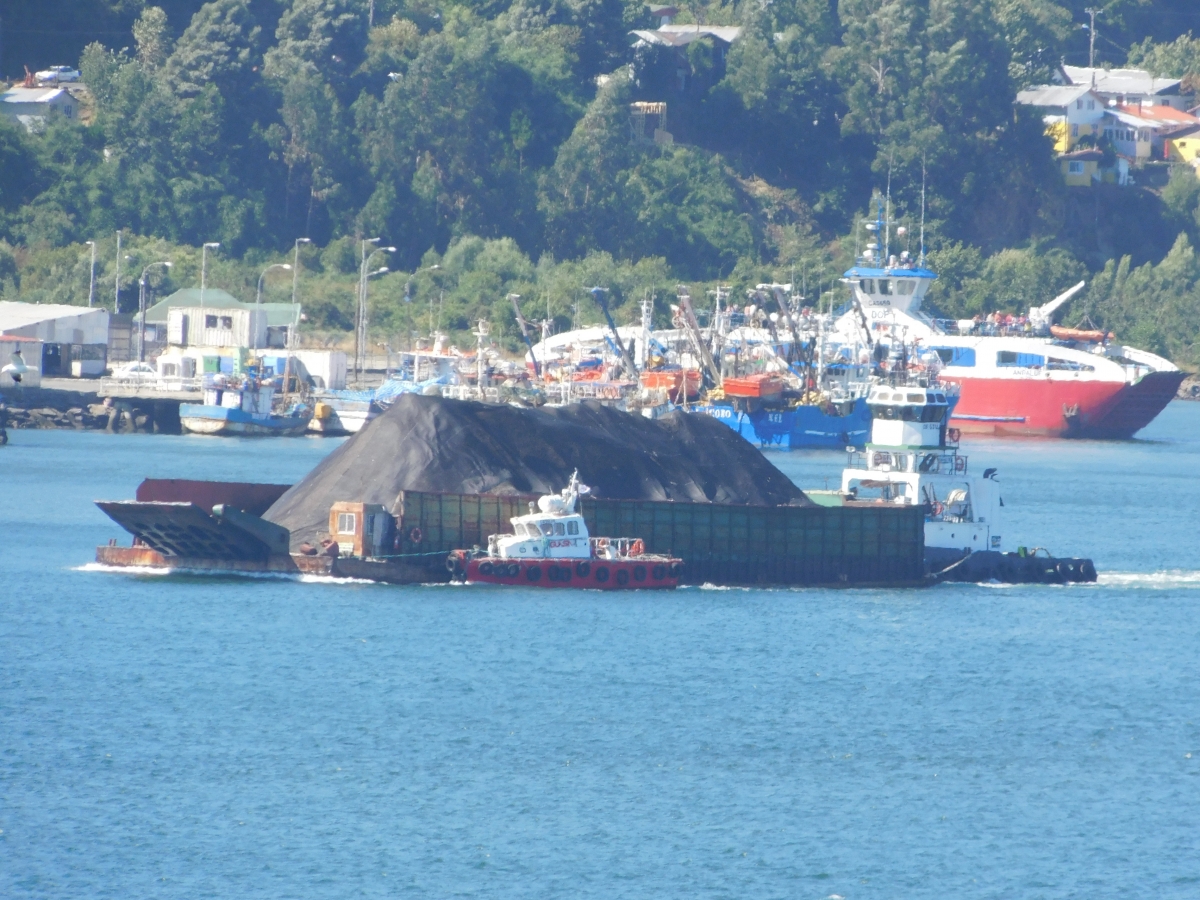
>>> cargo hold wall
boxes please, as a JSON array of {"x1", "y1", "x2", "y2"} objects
[{"x1": 394, "y1": 491, "x2": 925, "y2": 587}]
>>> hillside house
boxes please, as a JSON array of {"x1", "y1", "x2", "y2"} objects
[
  {"x1": 1058, "y1": 148, "x2": 1102, "y2": 187},
  {"x1": 1015, "y1": 85, "x2": 1106, "y2": 152},
  {"x1": 0, "y1": 86, "x2": 78, "y2": 131},
  {"x1": 630, "y1": 24, "x2": 742, "y2": 94},
  {"x1": 1101, "y1": 104, "x2": 1200, "y2": 160},
  {"x1": 1165, "y1": 124, "x2": 1200, "y2": 166},
  {"x1": 1054, "y1": 65, "x2": 1193, "y2": 112}
]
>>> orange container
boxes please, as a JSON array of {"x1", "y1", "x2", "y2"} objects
[{"x1": 722, "y1": 373, "x2": 784, "y2": 398}]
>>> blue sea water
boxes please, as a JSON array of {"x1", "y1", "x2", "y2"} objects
[{"x1": 2, "y1": 404, "x2": 1200, "y2": 899}]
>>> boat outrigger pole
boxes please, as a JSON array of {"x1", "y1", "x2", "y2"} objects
[
  {"x1": 675, "y1": 286, "x2": 722, "y2": 388},
  {"x1": 509, "y1": 293, "x2": 541, "y2": 377},
  {"x1": 587, "y1": 286, "x2": 640, "y2": 378}
]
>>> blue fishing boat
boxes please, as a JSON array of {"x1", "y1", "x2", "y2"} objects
[
  {"x1": 180, "y1": 379, "x2": 312, "y2": 436},
  {"x1": 696, "y1": 396, "x2": 872, "y2": 450}
]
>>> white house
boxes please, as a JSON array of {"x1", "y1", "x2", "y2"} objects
[
  {"x1": 0, "y1": 301, "x2": 110, "y2": 377},
  {"x1": 1055, "y1": 65, "x2": 1193, "y2": 111},
  {"x1": 1015, "y1": 84, "x2": 1107, "y2": 152},
  {"x1": 0, "y1": 86, "x2": 79, "y2": 131}
]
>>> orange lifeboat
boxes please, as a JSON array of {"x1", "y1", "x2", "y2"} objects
[
  {"x1": 1050, "y1": 325, "x2": 1111, "y2": 343},
  {"x1": 722, "y1": 373, "x2": 784, "y2": 399},
  {"x1": 640, "y1": 368, "x2": 702, "y2": 401}
]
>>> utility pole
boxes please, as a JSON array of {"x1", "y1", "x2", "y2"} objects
[
  {"x1": 1085, "y1": 8, "x2": 1097, "y2": 75},
  {"x1": 86, "y1": 240, "x2": 96, "y2": 307}
]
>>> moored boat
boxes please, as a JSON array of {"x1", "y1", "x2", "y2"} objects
[
  {"x1": 180, "y1": 378, "x2": 311, "y2": 436},
  {"x1": 447, "y1": 473, "x2": 683, "y2": 589}
]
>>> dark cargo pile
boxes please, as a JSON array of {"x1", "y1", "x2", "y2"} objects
[{"x1": 266, "y1": 394, "x2": 810, "y2": 548}]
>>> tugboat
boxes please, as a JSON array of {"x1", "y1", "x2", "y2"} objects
[
  {"x1": 447, "y1": 473, "x2": 683, "y2": 589},
  {"x1": 807, "y1": 379, "x2": 1098, "y2": 584}
]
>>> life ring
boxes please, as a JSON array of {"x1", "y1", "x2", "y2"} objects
[
  {"x1": 630, "y1": 539, "x2": 645, "y2": 557},
  {"x1": 575, "y1": 561, "x2": 591, "y2": 578},
  {"x1": 872, "y1": 451, "x2": 890, "y2": 467},
  {"x1": 409, "y1": 526, "x2": 423, "y2": 544},
  {"x1": 931, "y1": 501, "x2": 944, "y2": 517},
  {"x1": 954, "y1": 456, "x2": 966, "y2": 473}
]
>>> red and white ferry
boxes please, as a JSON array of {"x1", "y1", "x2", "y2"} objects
[
  {"x1": 831, "y1": 227, "x2": 1183, "y2": 438},
  {"x1": 447, "y1": 474, "x2": 683, "y2": 590}
]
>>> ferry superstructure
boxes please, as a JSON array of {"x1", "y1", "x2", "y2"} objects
[{"x1": 829, "y1": 233, "x2": 1182, "y2": 439}]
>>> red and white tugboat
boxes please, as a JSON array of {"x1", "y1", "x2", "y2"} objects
[{"x1": 447, "y1": 473, "x2": 683, "y2": 589}]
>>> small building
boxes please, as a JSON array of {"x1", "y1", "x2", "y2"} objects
[
  {"x1": 0, "y1": 86, "x2": 79, "y2": 132},
  {"x1": 1054, "y1": 65, "x2": 1193, "y2": 112},
  {"x1": 630, "y1": 24, "x2": 742, "y2": 93},
  {"x1": 1015, "y1": 85, "x2": 1106, "y2": 152},
  {"x1": 167, "y1": 305, "x2": 268, "y2": 350},
  {"x1": 1059, "y1": 148, "x2": 1102, "y2": 187},
  {"x1": 1165, "y1": 124, "x2": 1200, "y2": 166},
  {"x1": 1100, "y1": 104, "x2": 1200, "y2": 160},
  {"x1": 0, "y1": 301, "x2": 110, "y2": 377},
  {"x1": 142, "y1": 288, "x2": 299, "y2": 351}
]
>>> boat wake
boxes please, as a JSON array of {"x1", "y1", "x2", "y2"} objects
[
  {"x1": 1095, "y1": 570, "x2": 1200, "y2": 590},
  {"x1": 75, "y1": 562, "x2": 378, "y2": 585}
]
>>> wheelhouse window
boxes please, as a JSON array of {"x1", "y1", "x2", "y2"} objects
[
  {"x1": 1047, "y1": 357, "x2": 1095, "y2": 372},
  {"x1": 859, "y1": 278, "x2": 875, "y2": 293},
  {"x1": 878, "y1": 279, "x2": 892, "y2": 295},
  {"x1": 895, "y1": 279, "x2": 916, "y2": 295},
  {"x1": 567, "y1": 520, "x2": 579, "y2": 535},
  {"x1": 337, "y1": 513, "x2": 356, "y2": 534},
  {"x1": 554, "y1": 522, "x2": 565, "y2": 536},
  {"x1": 541, "y1": 522, "x2": 554, "y2": 536}
]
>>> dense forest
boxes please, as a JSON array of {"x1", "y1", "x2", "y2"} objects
[{"x1": 6, "y1": 0, "x2": 1200, "y2": 363}]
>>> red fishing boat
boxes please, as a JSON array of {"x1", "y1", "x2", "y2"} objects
[{"x1": 447, "y1": 473, "x2": 683, "y2": 590}]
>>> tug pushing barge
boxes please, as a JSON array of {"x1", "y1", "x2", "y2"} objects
[{"x1": 93, "y1": 394, "x2": 1096, "y2": 587}]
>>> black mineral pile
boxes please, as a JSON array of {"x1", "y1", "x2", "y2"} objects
[{"x1": 266, "y1": 394, "x2": 811, "y2": 547}]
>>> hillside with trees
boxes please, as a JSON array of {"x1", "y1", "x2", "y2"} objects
[{"x1": 5, "y1": 0, "x2": 1200, "y2": 365}]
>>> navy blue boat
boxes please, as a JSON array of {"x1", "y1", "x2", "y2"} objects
[{"x1": 693, "y1": 396, "x2": 872, "y2": 450}]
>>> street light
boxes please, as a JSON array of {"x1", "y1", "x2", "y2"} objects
[
  {"x1": 114, "y1": 230, "x2": 122, "y2": 312},
  {"x1": 138, "y1": 261, "x2": 172, "y2": 362},
  {"x1": 404, "y1": 263, "x2": 440, "y2": 302},
  {"x1": 292, "y1": 237, "x2": 311, "y2": 306},
  {"x1": 355, "y1": 240, "x2": 394, "y2": 381},
  {"x1": 200, "y1": 242, "x2": 220, "y2": 344},
  {"x1": 85, "y1": 241, "x2": 96, "y2": 308},
  {"x1": 255, "y1": 263, "x2": 293, "y2": 350}
]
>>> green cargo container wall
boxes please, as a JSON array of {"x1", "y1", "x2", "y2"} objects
[{"x1": 395, "y1": 492, "x2": 925, "y2": 587}]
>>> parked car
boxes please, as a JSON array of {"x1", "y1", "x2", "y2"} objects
[
  {"x1": 35, "y1": 66, "x2": 80, "y2": 84},
  {"x1": 110, "y1": 361, "x2": 160, "y2": 384}
]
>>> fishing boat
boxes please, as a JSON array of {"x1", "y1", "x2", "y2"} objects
[
  {"x1": 806, "y1": 378, "x2": 1097, "y2": 584},
  {"x1": 828, "y1": 203, "x2": 1183, "y2": 438},
  {"x1": 447, "y1": 473, "x2": 683, "y2": 589},
  {"x1": 180, "y1": 377, "x2": 312, "y2": 436}
]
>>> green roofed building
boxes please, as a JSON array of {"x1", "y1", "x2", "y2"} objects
[{"x1": 142, "y1": 288, "x2": 300, "y2": 349}]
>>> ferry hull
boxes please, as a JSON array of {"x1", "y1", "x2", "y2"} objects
[
  {"x1": 695, "y1": 398, "x2": 871, "y2": 450},
  {"x1": 945, "y1": 372, "x2": 1184, "y2": 438},
  {"x1": 180, "y1": 404, "x2": 312, "y2": 436},
  {"x1": 464, "y1": 556, "x2": 681, "y2": 590}
]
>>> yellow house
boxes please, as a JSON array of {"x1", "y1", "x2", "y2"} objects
[
  {"x1": 1059, "y1": 148, "x2": 1102, "y2": 187},
  {"x1": 1166, "y1": 125, "x2": 1200, "y2": 164}
]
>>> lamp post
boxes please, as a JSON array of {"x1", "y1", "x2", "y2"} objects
[
  {"x1": 114, "y1": 230, "x2": 122, "y2": 312},
  {"x1": 356, "y1": 239, "x2": 394, "y2": 381},
  {"x1": 138, "y1": 261, "x2": 172, "y2": 362},
  {"x1": 292, "y1": 237, "x2": 311, "y2": 306},
  {"x1": 255, "y1": 263, "x2": 293, "y2": 350},
  {"x1": 85, "y1": 241, "x2": 96, "y2": 307},
  {"x1": 404, "y1": 263, "x2": 440, "y2": 303},
  {"x1": 200, "y1": 242, "x2": 220, "y2": 345}
]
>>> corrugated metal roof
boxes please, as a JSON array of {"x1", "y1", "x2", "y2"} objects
[
  {"x1": 143, "y1": 288, "x2": 300, "y2": 328},
  {"x1": 630, "y1": 24, "x2": 742, "y2": 46},
  {"x1": 1059, "y1": 65, "x2": 1182, "y2": 95},
  {"x1": 0, "y1": 301, "x2": 108, "y2": 331},
  {"x1": 0, "y1": 87, "x2": 69, "y2": 104},
  {"x1": 1015, "y1": 85, "x2": 1093, "y2": 108}
]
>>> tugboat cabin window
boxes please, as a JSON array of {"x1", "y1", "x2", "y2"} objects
[
  {"x1": 567, "y1": 520, "x2": 579, "y2": 535},
  {"x1": 997, "y1": 351, "x2": 1044, "y2": 368},
  {"x1": 554, "y1": 522, "x2": 565, "y2": 536},
  {"x1": 878, "y1": 279, "x2": 892, "y2": 295},
  {"x1": 859, "y1": 278, "x2": 875, "y2": 293},
  {"x1": 541, "y1": 522, "x2": 554, "y2": 536},
  {"x1": 337, "y1": 513, "x2": 356, "y2": 534},
  {"x1": 895, "y1": 279, "x2": 916, "y2": 295}
]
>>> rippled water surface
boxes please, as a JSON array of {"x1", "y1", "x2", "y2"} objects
[{"x1": 3, "y1": 404, "x2": 1200, "y2": 898}]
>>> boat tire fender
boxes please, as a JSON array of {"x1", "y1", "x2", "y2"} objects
[
  {"x1": 526, "y1": 565, "x2": 542, "y2": 582},
  {"x1": 507, "y1": 563, "x2": 520, "y2": 577},
  {"x1": 1080, "y1": 559, "x2": 1097, "y2": 581},
  {"x1": 616, "y1": 569, "x2": 630, "y2": 586},
  {"x1": 595, "y1": 566, "x2": 609, "y2": 583},
  {"x1": 634, "y1": 565, "x2": 646, "y2": 582},
  {"x1": 479, "y1": 561, "x2": 494, "y2": 576},
  {"x1": 652, "y1": 565, "x2": 666, "y2": 581},
  {"x1": 575, "y1": 561, "x2": 590, "y2": 578}
]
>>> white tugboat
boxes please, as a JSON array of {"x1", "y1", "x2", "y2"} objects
[
  {"x1": 810, "y1": 380, "x2": 1097, "y2": 584},
  {"x1": 447, "y1": 473, "x2": 683, "y2": 589}
]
